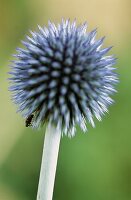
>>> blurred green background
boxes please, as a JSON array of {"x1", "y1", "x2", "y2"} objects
[{"x1": 0, "y1": 0, "x2": 131, "y2": 199}]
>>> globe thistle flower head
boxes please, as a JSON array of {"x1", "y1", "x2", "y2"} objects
[{"x1": 9, "y1": 19, "x2": 118, "y2": 137}]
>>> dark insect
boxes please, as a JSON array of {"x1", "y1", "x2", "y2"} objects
[{"x1": 25, "y1": 114, "x2": 34, "y2": 127}]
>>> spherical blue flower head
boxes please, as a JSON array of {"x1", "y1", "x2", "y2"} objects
[{"x1": 9, "y1": 19, "x2": 118, "y2": 137}]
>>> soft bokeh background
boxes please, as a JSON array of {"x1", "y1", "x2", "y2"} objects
[{"x1": 0, "y1": 0, "x2": 131, "y2": 199}]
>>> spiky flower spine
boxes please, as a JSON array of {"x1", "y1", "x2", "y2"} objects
[{"x1": 9, "y1": 19, "x2": 118, "y2": 137}]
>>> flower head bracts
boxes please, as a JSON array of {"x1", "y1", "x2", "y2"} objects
[{"x1": 9, "y1": 19, "x2": 118, "y2": 137}]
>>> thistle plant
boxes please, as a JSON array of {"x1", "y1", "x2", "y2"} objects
[{"x1": 9, "y1": 19, "x2": 118, "y2": 200}]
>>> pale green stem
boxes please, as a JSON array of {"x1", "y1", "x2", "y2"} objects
[{"x1": 37, "y1": 124, "x2": 61, "y2": 200}]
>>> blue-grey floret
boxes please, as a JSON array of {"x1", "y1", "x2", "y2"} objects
[{"x1": 9, "y1": 19, "x2": 118, "y2": 137}]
